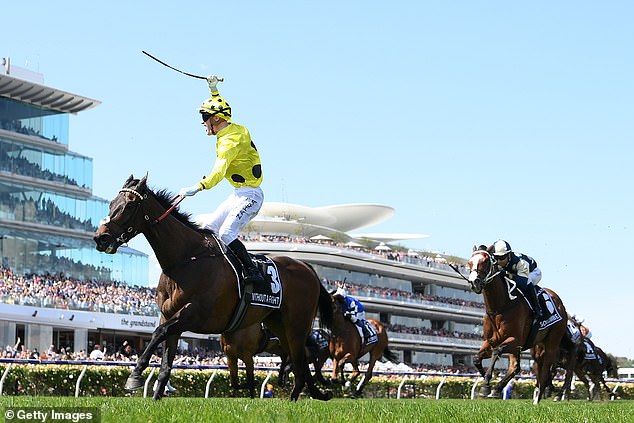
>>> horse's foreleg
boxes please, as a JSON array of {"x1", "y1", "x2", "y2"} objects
[
  {"x1": 480, "y1": 346, "x2": 503, "y2": 397},
  {"x1": 125, "y1": 322, "x2": 173, "y2": 391},
  {"x1": 533, "y1": 344, "x2": 558, "y2": 405},
  {"x1": 153, "y1": 335, "x2": 178, "y2": 400},
  {"x1": 492, "y1": 350, "x2": 522, "y2": 398},
  {"x1": 313, "y1": 355, "x2": 329, "y2": 386},
  {"x1": 473, "y1": 341, "x2": 493, "y2": 378}
]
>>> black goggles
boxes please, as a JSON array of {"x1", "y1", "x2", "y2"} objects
[{"x1": 201, "y1": 112, "x2": 214, "y2": 123}]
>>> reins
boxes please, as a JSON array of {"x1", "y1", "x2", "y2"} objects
[{"x1": 153, "y1": 194, "x2": 186, "y2": 224}]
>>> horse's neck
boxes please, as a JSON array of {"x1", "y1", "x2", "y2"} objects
[
  {"x1": 482, "y1": 276, "x2": 513, "y2": 312},
  {"x1": 143, "y1": 209, "x2": 206, "y2": 270}
]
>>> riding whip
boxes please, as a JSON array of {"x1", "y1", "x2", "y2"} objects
[{"x1": 142, "y1": 51, "x2": 224, "y2": 82}]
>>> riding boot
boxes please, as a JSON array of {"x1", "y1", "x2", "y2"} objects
[
  {"x1": 228, "y1": 239, "x2": 264, "y2": 284},
  {"x1": 359, "y1": 321, "x2": 372, "y2": 341},
  {"x1": 525, "y1": 284, "x2": 542, "y2": 320}
]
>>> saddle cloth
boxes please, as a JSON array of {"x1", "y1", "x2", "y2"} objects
[
  {"x1": 583, "y1": 340, "x2": 599, "y2": 361},
  {"x1": 308, "y1": 329, "x2": 330, "y2": 350},
  {"x1": 506, "y1": 279, "x2": 563, "y2": 330},
  {"x1": 359, "y1": 320, "x2": 378, "y2": 347},
  {"x1": 228, "y1": 253, "x2": 282, "y2": 309},
  {"x1": 535, "y1": 287, "x2": 563, "y2": 330}
]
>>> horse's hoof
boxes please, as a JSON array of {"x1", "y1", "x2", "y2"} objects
[
  {"x1": 124, "y1": 375, "x2": 144, "y2": 391},
  {"x1": 487, "y1": 389, "x2": 499, "y2": 399},
  {"x1": 480, "y1": 387, "x2": 491, "y2": 397}
]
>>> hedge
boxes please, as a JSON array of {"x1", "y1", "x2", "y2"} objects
[{"x1": 0, "y1": 365, "x2": 632, "y2": 400}]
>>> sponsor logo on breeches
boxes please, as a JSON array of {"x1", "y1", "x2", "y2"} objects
[{"x1": 236, "y1": 199, "x2": 257, "y2": 221}]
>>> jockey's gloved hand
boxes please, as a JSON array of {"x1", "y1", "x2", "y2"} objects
[
  {"x1": 179, "y1": 184, "x2": 201, "y2": 197},
  {"x1": 499, "y1": 269, "x2": 507, "y2": 277},
  {"x1": 207, "y1": 75, "x2": 220, "y2": 93}
]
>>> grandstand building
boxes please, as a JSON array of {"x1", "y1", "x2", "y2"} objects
[
  {"x1": 0, "y1": 61, "x2": 148, "y2": 354},
  {"x1": 201, "y1": 202, "x2": 486, "y2": 368},
  {"x1": 0, "y1": 59, "x2": 489, "y2": 369}
]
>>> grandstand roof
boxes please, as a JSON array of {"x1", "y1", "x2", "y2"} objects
[
  {"x1": 0, "y1": 73, "x2": 100, "y2": 114},
  {"x1": 197, "y1": 202, "x2": 429, "y2": 242}
]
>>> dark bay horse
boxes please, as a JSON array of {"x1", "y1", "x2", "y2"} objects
[
  {"x1": 576, "y1": 342, "x2": 618, "y2": 400},
  {"x1": 468, "y1": 246, "x2": 569, "y2": 404},
  {"x1": 220, "y1": 323, "x2": 286, "y2": 398},
  {"x1": 280, "y1": 328, "x2": 332, "y2": 386},
  {"x1": 94, "y1": 175, "x2": 333, "y2": 401},
  {"x1": 329, "y1": 293, "x2": 397, "y2": 398},
  {"x1": 549, "y1": 337, "x2": 617, "y2": 401}
]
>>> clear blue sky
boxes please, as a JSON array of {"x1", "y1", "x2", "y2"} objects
[{"x1": 5, "y1": 2, "x2": 633, "y2": 359}]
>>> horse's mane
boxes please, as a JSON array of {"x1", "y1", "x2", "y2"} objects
[{"x1": 151, "y1": 188, "x2": 214, "y2": 236}]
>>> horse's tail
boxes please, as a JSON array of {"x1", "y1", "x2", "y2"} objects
[
  {"x1": 317, "y1": 282, "x2": 334, "y2": 330},
  {"x1": 303, "y1": 261, "x2": 334, "y2": 330},
  {"x1": 383, "y1": 348, "x2": 398, "y2": 363}
]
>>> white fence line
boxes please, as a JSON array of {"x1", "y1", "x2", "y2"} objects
[{"x1": 0, "y1": 358, "x2": 627, "y2": 399}]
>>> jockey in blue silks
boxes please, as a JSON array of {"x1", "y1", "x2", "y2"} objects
[{"x1": 334, "y1": 288, "x2": 372, "y2": 341}]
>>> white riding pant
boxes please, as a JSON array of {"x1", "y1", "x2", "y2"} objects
[
  {"x1": 200, "y1": 186, "x2": 263, "y2": 245},
  {"x1": 528, "y1": 268, "x2": 542, "y2": 285}
]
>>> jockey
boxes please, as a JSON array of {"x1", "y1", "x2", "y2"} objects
[
  {"x1": 492, "y1": 239, "x2": 543, "y2": 319},
  {"x1": 334, "y1": 288, "x2": 372, "y2": 340},
  {"x1": 571, "y1": 315, "x2": 592, "y2": 339},
  {"x1": 179, "y1": 76, "x2": 264, "y2": 284}
]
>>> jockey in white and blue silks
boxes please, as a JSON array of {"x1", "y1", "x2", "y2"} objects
[
  {"x1": 335, "y1": 288, "x2": 369, "y2": 340},
  {"x1": 492, "y1": 240, "x2": 543, "y2": 319}
]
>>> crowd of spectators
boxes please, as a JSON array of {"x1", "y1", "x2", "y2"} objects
[
  {"x1": 324, "y1": 280, "x2": 484, "y2": 310},
  {"x1": 0, "y1": 192, "x2": 96, "y2": 232},
  {"x1": 386, "y1": 323, "x2": 482, "y2": 340},
  {"x1": 0, "y1": 145, "x2": 85, "y2": 188},
  {"x1": 241, "y1": 234, "x2": 469, "y2": 275},
  {"x1": 0, "y1": 267, "x2": 158, "y2": 315},
  {"x1": 0, "y1": 119, "x2": 58, "y2": 143}
]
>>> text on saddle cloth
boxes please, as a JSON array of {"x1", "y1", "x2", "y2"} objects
[{"x1": 230, "y1": 254, "x2": 283, "y2": 309}]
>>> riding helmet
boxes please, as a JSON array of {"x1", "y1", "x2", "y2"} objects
[
  {"x1": 492, "y1": 239, "x2": 512, "y2": 256},
  {"x1": 199, "y1": 92, "x2": 231, "y2": 120}
]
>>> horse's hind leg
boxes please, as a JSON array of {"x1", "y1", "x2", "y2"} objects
[
  {"x1": 353, "y1": 352, "x2": 379, "y2": 398},
  {"x1": 244, "y1": 357, "x2": 256, "y2": 399},
  {"x1": 153, "y1": 335, "x2": 178, "y2": 400}
]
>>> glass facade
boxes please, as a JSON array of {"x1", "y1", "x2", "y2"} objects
[
  {"x1": 0, "y1": 97, "x2": 69, "y2": 145},
  {"x1": 0, "y1": 137, "x2": 93, "y2": 189},
  {"x1": 0, "y1": 82, "x2": 148, "y2": 285}
]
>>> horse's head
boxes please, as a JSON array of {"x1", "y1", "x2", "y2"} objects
[
  {"x1": 467, "y1": 245, "x2": 498, "y2": 294},
  {"x1": 94, "y1": 175, "x2": 150, "y2": 254},
  {"x1": 330, "y1": 291, "x2": 346, "y2": 317}
]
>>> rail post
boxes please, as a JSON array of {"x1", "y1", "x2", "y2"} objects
[
  {"x1": 143, "y1": 368, "x2": 156, "y2": 398},
  {"x1": 259, "y1": 370, "x2": 273, "y2": 398},
  {"x1": 396, "y1": 375, "x2": 408, "y2": 399},
  {"x1": 435, "y1": 376, "x2": 447, "y2": 399},
  {"x1": 74, "y1": 365, "x2": 88, "y2": 398},
  {"x1": 0, "y1": 363, "x2": 12, "y2": 395},
  {"x1": 205, "y1": 369, "x2": 218, "y2": 398},
  {"x1": 470, "y1": 377, "x2": 483, "y2": 400}
]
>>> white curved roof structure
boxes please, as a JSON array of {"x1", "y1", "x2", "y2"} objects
[{"x1": 197, "y1": 201, "x2": 429, "y2": 243}]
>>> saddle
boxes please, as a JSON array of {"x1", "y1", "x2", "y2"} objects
[{"x1": 223, "y1": 254, "x2": 283, "y2": 333}]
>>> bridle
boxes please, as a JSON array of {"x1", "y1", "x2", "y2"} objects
[
  {"x1": 100, "y1": 187, "x2": 184, "y2": 247},
  {"x1": 468, "y1": 250, "x2": 504, "y2": 294}
]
